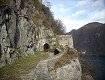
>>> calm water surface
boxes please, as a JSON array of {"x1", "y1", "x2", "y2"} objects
[{"x1": 80, "y1": 55, "x2": 105, "y2": 80}]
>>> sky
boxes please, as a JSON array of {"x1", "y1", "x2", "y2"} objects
[{"x1": 43, "y1": 0, "x2": 105, "y2": 32}]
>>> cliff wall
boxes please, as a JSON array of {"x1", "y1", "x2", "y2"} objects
[
  {"x1": 0, "y1": 0, "x2": 56, "y2": 67},
  {"x1": 0, "y1": 1, "x2": 82, "y2": 80}
]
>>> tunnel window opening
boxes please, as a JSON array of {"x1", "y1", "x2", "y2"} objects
[
  {"x1": 10, "y1": 53, "x2": 13, "y2": 58},
  {"x1": 43, "y1": 43, "x2": 50, "y2": 51},
  {"x1": 54, "y1": 48, "x2": 60, "y2": 55}
]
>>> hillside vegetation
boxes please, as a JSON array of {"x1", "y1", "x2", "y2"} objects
[{"x1": 32, "y1": 0, "x2": 66, "y2": 35}]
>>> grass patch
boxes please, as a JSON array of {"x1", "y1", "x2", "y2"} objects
[
  {"x1": 0, "y1": 52, "x2": 48, "y2": 80},
  {"x1": 54, "y1": 48, "x2": 77, "y2": 69}
]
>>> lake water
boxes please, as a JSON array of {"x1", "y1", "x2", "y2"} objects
[{"x1": 80, "y1": 55, "x2": 105, "y2": 80}]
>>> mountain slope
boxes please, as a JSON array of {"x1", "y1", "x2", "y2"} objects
[{"x1": 68, "y1": 22, "x2": 105, "y2": 55}]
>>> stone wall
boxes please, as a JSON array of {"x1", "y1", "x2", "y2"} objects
[{"x1": 56, "y1": 35, "x2": 73, "y2": 49}]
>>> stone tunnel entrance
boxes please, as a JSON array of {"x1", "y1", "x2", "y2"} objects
[
  {"x1": 43, "y1": 43, "x2": 50, "y2": 51},
  {"x1": 54, "y1": 48, "x2": 60, "y2": 55}
]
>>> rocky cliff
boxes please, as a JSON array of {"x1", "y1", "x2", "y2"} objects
[
  {"x1": 0, "y1": 0, "x2": 57, "y2": 67},
  {"x1": 0, "y1": 1, "x2": 83, "y2": 80},
  {"x1": 68, "y1": 22, "x2": 105, "y2": 55}
]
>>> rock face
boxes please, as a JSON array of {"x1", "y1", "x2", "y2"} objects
[
  {"x1": 33, "y1": 52, "x2": 82, "y2": 80},
  {"x1": 0, "y1": 0, "x2": 57, "y2": 67},
  {"x1": 53, "y1": 59, "x2": 81, "y2": 80},
  {"x1": 0, "y1": 0, "x2": 75, "y2": 68},
  {"x1": 0, "y1": 1, "x2": 82, "y2": 80},
  {"x1": 68, "y1": 22, "x2": 105, "y2": 55}
]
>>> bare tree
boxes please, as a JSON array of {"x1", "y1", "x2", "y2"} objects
[{"x1": 52, "y1": 20, "x2": 65, "y2": 35}]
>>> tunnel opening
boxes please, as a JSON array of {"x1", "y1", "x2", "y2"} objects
[
  {"x1": 54, "y1": 48, "x2": 60, "y2": 55},
  {"x1": 43, "y1": 43, "x2": 50, "y2": 51}
]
